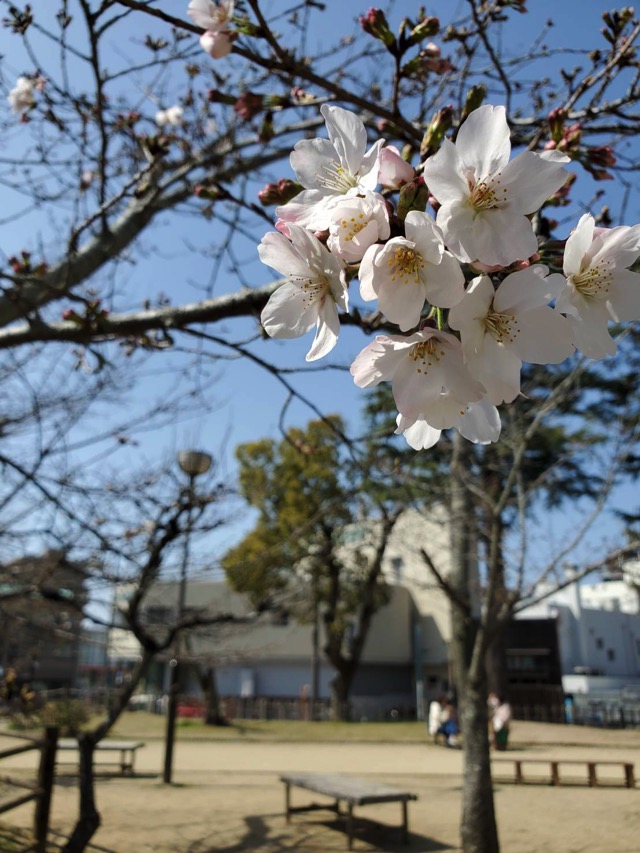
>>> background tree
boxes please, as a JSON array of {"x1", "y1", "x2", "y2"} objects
[{"x1": 222, "y1": 416, "x2": 402, "y2": 720}]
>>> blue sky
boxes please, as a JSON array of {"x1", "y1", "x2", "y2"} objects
[{"x1": 0, "y1": 0, "x2": 638, "y2": 571}]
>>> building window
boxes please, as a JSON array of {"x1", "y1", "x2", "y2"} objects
[
  {"x1": 607, "y1": 649, "x2": 616, "y2": 662},
  {"x1": 595, "y1": 638, "x2": 604, "y2": 650}
]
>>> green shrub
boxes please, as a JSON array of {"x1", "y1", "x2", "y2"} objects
[{"x1": 38, "y1": 699, "x2": 89, "y2": 736}]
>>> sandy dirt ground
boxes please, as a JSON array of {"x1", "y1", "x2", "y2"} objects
[{"x1": 1, "y1": 722, "x2": 639, "y2": 852}]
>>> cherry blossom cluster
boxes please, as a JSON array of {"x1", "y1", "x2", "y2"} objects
[
  {"x1": 6, "y1": 74, "x2": 46, "y2": 121},
  {"x1": 256, "y1": 104, "x2": 640, "y2": 450},
  {"x1": 188, "y1": 0, "x2": 236, "y2": 59}
]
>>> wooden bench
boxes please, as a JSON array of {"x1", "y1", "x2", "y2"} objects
[
  {"x1": 280, "y1": 772, "x2": 417, "y2": 850},
  {"x1": 57, "y1": 739, "x2": 145, "y2": 775},
  {"x1": 492, "y1": 758, "x2": 635, "y2": 789}
]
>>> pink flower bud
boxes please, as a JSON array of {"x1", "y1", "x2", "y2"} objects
[
  {"x1": 234, "y1": 91, "x2": 264, "y2": 121},
  {"x1": 378, "y1": 145, "x2": 416, "y2": 188},
  {"x1": 200, "y1": 29, "x2": 234, "y2": 59}
]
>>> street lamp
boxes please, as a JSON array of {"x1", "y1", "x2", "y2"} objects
[{"x1": 163, "y1": 449, "x2": 212, "y2": 784}]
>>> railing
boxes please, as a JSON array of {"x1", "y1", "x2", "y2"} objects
[{"x1": 0, "y1": 727, "x2": 58, "y2": 853}]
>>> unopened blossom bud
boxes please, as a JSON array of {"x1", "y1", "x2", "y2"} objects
[
  {"x1": 258, "y1": 179, "x2": 302, "y2": 206},
  {"x1": 233, "y1": 91, "x2": 264, "y2": 121},
  {"x1": 420, "y1": 104, "x2": 454, "y2": 158},
  {"x1": 378, "y1": 145, "x2": 415, "y2": 188},
  {"x1": 258, "y1": 112, "x2": 274, "y2": 143},
  {"x1": 397, "y1": 177, "x2": 429, "y2": 222},
  {"x1": 194, "y1": 185, "x2": 222, "y2": 200},
  {"x1": 290, "y1": 86, "x2": 314, "y2": 105},
  {"x1": 407, "y1": 15, "x2": 440, "y2": 46},
  {"x1": 587, "y1": 144, "x2": 616, "y2": 169},
  {"x1": 200, "y1": 29, "x2": 234, "y2": 59},
  {"x1": 547, "y1": 107, "x2": 566, "y2": 142},
  {"x1": 359, "y1": 8, "x2": 396, "y2": 49},
  {"x1": 557, "y1": 122, "x2": 581, "y2": 153},
  {"x1": 461, "y1": 84, "x2": 487, "y2": 123}
]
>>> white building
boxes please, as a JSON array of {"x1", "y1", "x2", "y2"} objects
[{"x1": 518, "y1": 570, "x2": 640, "y2": 696}]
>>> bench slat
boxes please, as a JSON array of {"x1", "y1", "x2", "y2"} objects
[{"x1": 280, "y1": 772, "x2": 416, "y2": 805}]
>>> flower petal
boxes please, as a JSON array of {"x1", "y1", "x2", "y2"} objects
[
  {"x1": 458, "y1": 400, "x2": 502, "y2": 445},
  {"x1": 512, "y1": 307, "x2": 574, "y2": 364},
  {"x1": 258, "y1": 231, "x2": 311, "y2": 279},
  {"x1": 567, "y1": 303, "x2": 616, "y2": 359},
  {"x1": 500, "y1": 150, "x2": 569, "y2": 214},
  {"x1": 607, "y1": 269, "x2": 640, "y2": 322},
  {"x1": 320, "y1": 104, "x2": 367, "y2": 176},
  {"x1": 350, "y1": 336, "x2": 412, "y2": 388},
  {"x1": 423, "y1": 139, "x2": 469, "y2": 206},
  {"x1": 358, "y1": 244, "x2": 382, "y2": 301},
  {"x1": 261, "y1": 282, "x2": 317, "y2": 339},
  {"x1": 290, "y1": 138, "x2": 338, "y2": 190},
  {"x1": 396, "y1": 414, "x2": 442, "y2": 450},
  {"x1": 563, "y1": 214, "x2": 595, "y2": 276},
  {"x1": 306, "y1": 299, "x2": 340, "y2": 361},
  {"x1": 377, "y1": 275, "x2": 426, "y2": 331},
  {"x1": 470, "y1": 208, "x2": 538, "y2": 266},
  {"x1": 422, "y1": 250, "x2": 465, "y2": 309},
  {"x1": 455, "y1": 104, "x2": 511, "y2": 180}
]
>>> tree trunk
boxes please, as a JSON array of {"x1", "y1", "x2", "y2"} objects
[
  {"x1": 329, "y1": 668, "x2": 353, "y2": 722},
  {"x1": 62, "y1": 735, "x2": 100, "y2": 853},
  {"x1": 200, "y1": 666, "x2": 228, "y2": 726},
  {"x1": 448, "y1": 434, "x2": 500, "y2": 853},
  {"x1": 485, "y1": 623, "x2": 510, "y2": 700},
  {"x1": 459, "y1": 674, "x2": 499, "y2": 853}
]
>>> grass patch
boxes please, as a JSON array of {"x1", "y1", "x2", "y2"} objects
[
  {"x1": 109, "y1": 712, "x2": 427, "y2": 743},
  {"x1": 3, "y1": 711, "x2": 428, "y2": 743}
]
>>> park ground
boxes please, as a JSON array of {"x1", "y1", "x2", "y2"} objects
[{"x1": 1, "y1": 716, "x2": 639, "y2": 852}]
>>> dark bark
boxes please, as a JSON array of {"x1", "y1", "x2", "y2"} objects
[
  {"x1": 320, "y1": 514, "x2": 399, "y2": 722},
  {"x1": 448, "y1": 434, "x2": 500, "y2": 853},
  {"x1": 459, "y1": 675, "x2": 499, "y2": 853},
  {"x1": 61, "y1": 735, "x2": 100, "y2": 853},
  {"x1": 199, "y1": 665, "x2": 229, "y2": 726},
  {"x1": 485, "y1": 623, "x2": 510, "y2": 700}
]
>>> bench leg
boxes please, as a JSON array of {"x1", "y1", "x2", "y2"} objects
[
  {"x1": 285, "y1": 783, "x2": 291, "y2": 824},
  {"x1": 346, "y1": 803, "x2": 354, "y2": 851},
  {"x1": 401, "y1": 800, "x2": 409, "y2": 845},
  {"x1": 514, "y1": 761, "x2": 523, "y2": 784},
  {"x1": 624, "y1": 764, "x2": 635, "y2": 789},
  {"x1": 587, "y1": 763, "x2": 597, "y2": 787},
  {"x1": 550, "y1": 762, "x2": 560, "y2": 785}
]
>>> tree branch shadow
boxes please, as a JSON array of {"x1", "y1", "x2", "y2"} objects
[{"x1": 189, "y1": 812, "x2": 451, "y2": 852}]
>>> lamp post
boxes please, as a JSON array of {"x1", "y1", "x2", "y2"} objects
[{"x1": 162, "y1": 449, "x2": 212, "y2": 784}]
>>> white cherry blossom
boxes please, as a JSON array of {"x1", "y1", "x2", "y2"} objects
[
  {"x1": 556, "y1": 213, "x2": 640, "y2": 358},
  {"x1": 188, "y1": 0, "x2": 234, "y2": 29},
  {"x1": 155, "y1": 105, "x2": 184, "y2": 127},
  {"x1": 448, "y1": 266, "x2": 574, "y2": 404},
  {"x1": 396, "y1": 399, "x2": 501, "y2": 450},
  {"x1": 423, "y1": 105, "x2": 569, "y2": 266},
  {"x1": 350, "y1": 330, "x2": 485, "y2": 427},
  {"x1": 259, "y1": 224, "x2": 347, "y2": 362},
  {"x1": 188, "y1": 0, "x2": 235, "y2": 57},
  {"x1": 327, "y1": 192, "x2": 390, "y2": 263},
  {"x1": 276, "y1": 105, "x2": 384, "y2": 231},
  {"x1": 359, "y1": 210, "x2": 464, "y2": 331},
  {"x1": 8, "y1": 76, "x2": 35, "y2": 115}
]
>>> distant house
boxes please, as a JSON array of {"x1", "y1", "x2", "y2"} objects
[
  {"x1": 0, "y1": 550, "x2": 86, "y2": 689},
  {"x1": 109, "y1": 508, "x2": 455, "y2": 718}
]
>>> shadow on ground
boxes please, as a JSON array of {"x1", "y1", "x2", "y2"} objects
[{"x1": 188, "y1": 813, "x2": 451, "y2": 852}]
